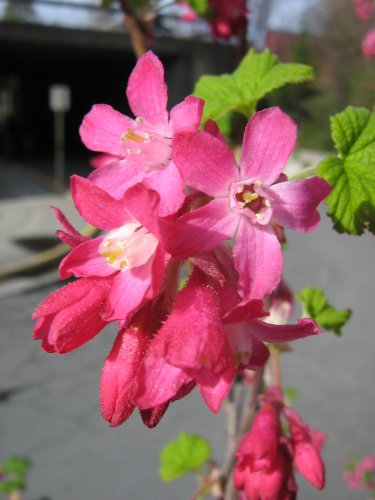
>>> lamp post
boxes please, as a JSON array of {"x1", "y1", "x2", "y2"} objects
[{"x1": 48, "y1": 84, "x2": 71, "y2": 185}]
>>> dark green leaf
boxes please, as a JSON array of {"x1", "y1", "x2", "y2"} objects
[
  {"x1": 317, "y1": 107, "x2": 375, "y2": 235},
  {"x1": 2, "y1": 456, "x2": 31, "y2": 477}
]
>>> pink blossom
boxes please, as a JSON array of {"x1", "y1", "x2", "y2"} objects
[
  {"x1": 234, "y1": 403, "x2": 298, "y2": 500},
  {"x1": 208, "y1": 0, "x2": 248, "y2": 39},
  {"x1": 353, "y1": 0, "x2": 374, "y2": 20},
  {"x1": 363, "y1": 28, "x2": 375, "y2": 58},
  {"x1": 343, "y1": 454, "x2": 375, "y2": 491},
  {"x1": 80, "y1": 51, "x2": 204, "y2": 215},
  {"x1": 171, "y1": 107, "x2": 331, "y2": 300}
]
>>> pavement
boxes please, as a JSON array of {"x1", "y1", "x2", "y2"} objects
[{"x1": 0, "y1": 155, "x2": 374, "y2": 500}]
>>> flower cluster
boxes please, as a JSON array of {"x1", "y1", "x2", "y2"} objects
[
  {"x1": 234, "y1": 387, "x2": 326, "y2": 499},
  {"x1": 343, "y1": 454, "x2": 375, "y2": 498},
  {"x1": 353, "y1": 0, "x2": 375, "y2": 57},
  {"x1": 33, "y1": 51, "x2": 331, "y2": 429}
]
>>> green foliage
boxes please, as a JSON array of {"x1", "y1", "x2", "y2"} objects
[
  {"x1": 159, "y1": 432, "x2": 212, "y2": 482},
  {"x1": 194, "y1": 49, "x2": 314, "y2": 127},
  {"x1": 283, "y1": 386, "x2": 301, "y2": 401},
  {"x1": 296, "y1": 287, "x2": 351, "y2": 336},
  {"x1": 318, "y1": 107, "x2": 375, "y2": 235},
  {"x1": 185, "y1": 0, "x2": 210, "y2": 16},
  {"x1": 0, "y1": 456, "x2": 31, "y2": 496}
]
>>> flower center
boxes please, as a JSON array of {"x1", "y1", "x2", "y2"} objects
[
  {"x1": 99, "y1": 221, "x2": 158, "y2": 271},
  {"x1": 121, "y1": 116, "x2": 172, "y2": 170},
  {"x1": 230, "y1": 180, "x2": 272, "y2": 225}
]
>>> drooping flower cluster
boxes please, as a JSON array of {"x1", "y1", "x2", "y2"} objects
[
  {"x1": 352, "y1": 0, "x2": 375, "y2": 58},
  {"x1": 234, "y1": 387, "x2": 326, "y2": 499},
  {"x1": 33, "y1": 51, "x2": 331, "y2": 431},
  {"x1": 343, "y1": 454, "x2": 375, "y2": 497}
]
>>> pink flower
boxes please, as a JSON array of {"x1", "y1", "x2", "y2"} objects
[
  {"x1": 208, "y1": 0, "x2": 248, "y2": 39},
  {"x1": 33, "y1": 178, "x2": 169, "y2": 353},
  {"x1": 234, "y1": 403, "x2": 298, "y2": 500},
  {"x1": 343, "y1": 454, "x2": 375, "y2": 491},
  {"x1": 134, "y1": 251, "x2": 320, "y2": 415},
  {"x1": 285, "y1": 407, "x2": 326, "y2": 490},
  {"x1": 363, "y1": 28, "x2": 375, "y2": 58},
  {"x1": 80, "y1": 51, "x2": 204, "y2": 215},
  {"x1": 353, "y1": 0, "x2": 374, "y2": 20},
  {"x1": 171, "y1": 107, "x2": 331, "y2": 300}
]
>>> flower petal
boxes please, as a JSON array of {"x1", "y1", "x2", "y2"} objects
[
  {"x1": 80, "y1": 104, "x2": 132, "y2": 156},
  {"x1": 103, "y1": 262, "x2": 152, "y2": 322},
  {"x1": 88, "y1": 160, "x2": 144, "y2": 200},
  {"x1": 267, "y1": 177, "x2": 332, "y2": 232},
  {"x1": 233, "y1": 218, "x2": 283, "y2": 300},
  {"x1": 100, "y1": 326, "x2": 148, "y2": 427},
  {"x1": 52, "y1": 206, "x2": 89, "y2": 248},
  {"x1": 59, "y1": 237, "x2": 114, "y2": 279},
  {"x1": 71, "y1": 175, "x2": 130, "y2": 230},
  {"x1": 126, "y1": 51, "x2": 168, "y2": 126},
  {"x1": 140, "y1": 403, "x2": 169, "y2": 428},
  {"x1": 122, "y1": 183, "x2": 160, "y2": 236},
  {"x1": 144, "y1": 161, "x2": 185, "y2": 216},
  {"x1": 173, "y1": 131, "x2": 239, "y2": 197},
  {"x1": 197, "y1": 365, "x2": 234, "y2": 414},
  {"x1": 249, "y1": 318, "x2": 321, "y2": 343},
  {"x1": 240, "y1": 108, "x2": 297, "y2": 185},
  {"x1": 170, "y1": 96, "x2": 204, "y2": 135},
  {"x1": 163, "y1": 199, "x2": 238, "y2": 258},
  {"x1": 33, "y1": 278, "x2": 110, "y2": 353}
]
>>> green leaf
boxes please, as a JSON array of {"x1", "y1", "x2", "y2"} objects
[
  {"x1": 194, "y1": 49, "x2": 314, "y2": 125},
  {"x1": 296, "y1": 287, "x2": 351, "y2": 336},
  {"x1": 185, "y1": 0, "x2": 210, "y2": 16},
  {"x1": 2, "y1": 456, "x2": 31, "y2": 477},
  {"x1": 159, "y1": 432, "x2": 212, "y2": 482},
  {"x1": 0, "y1": 477, "x2": 26, "y2": 494},
  {"x1": 317, "y1": 107, "x2": 375, "y2": 235},
  {"x1": 284, "y1": 386, "x2": 301, "y2": 401}
]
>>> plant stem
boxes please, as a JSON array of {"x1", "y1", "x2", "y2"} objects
[
  {"x1": 118, "y1": 0, "x2": 148, "y2": 58},
  {"x1": 289, "y1": 164, "x2": 318, "y2": 180},
  {"x1": 270, "y1": 345, "x2": 282, "y2": 387},
  {"x1": 221, "y1": 369, "x2": 264, "y2": 498}
]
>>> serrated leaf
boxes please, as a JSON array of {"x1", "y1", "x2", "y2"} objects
[
  {"x1": 194, "y1": 49, "x2": 314, "y2": 125},
  {"x1": 317, "y1": 107, "x2": 375, "y2": 235},
  {"x1": 2, "y1": 457, "x2": 31, "y2": 476},
  {"x1": 296, "y1": 287, "x2": 351, "y2": 336},
  {"x1": 159, "y1": 432, "x2": 212, "y2": 482}
]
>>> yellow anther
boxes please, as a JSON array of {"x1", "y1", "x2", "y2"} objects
[
  {"x1": 122, "y1": 128, "x2": 146, "y2": 144},
  {"x1": 243, "y1": 192, "x2": 259, "y2": 204}
]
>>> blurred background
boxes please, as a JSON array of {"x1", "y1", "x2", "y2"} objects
[{"x1": 0, "y1": 0, "x2": 374, "y2": 499}]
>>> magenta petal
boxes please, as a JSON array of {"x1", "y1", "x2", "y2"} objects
[
  {"x1": 59, "y1": 237, "x2": 114, "y2": 279},
  {"x1": 90, "y1": 153, "x2": 121, "y2": 169},
  {"x1": 247, "y1": 336, "x2": 270, "y2": 371},
  {"x1": 71, "y1": 175, "x2": 130, "y2": 230},
  {"x1": 268, "y1": 177, "x2": 332, "y2": 232},
  {"x1": 103, "y1": 263, "x2": 151, "y2": 322},
  {"x1": 222, "y1": 299, "x2": 267, "y2": 324},
  {"x1": 140, "y1": 403, "x2": 169, "y2": 428},
  {"x1": 233, "y1": 218, "x2": 283, "y2": 300},
  {"x1": 173, "y1": 131, "x2": 239, "y2": 197},
  {"x1": 100, "y1": 326, "x2": 148, "y2": 427},
  {"x1": 33, "y1": 278, "x2": 110, "y2": 353},
  {"x1": 170, "y1": 96, "x2": 204, "y2": 135},
  {"x1": 144, "y1": 161, "x2": 185, "y2": 216},
  {"x1": 52, "y1": 207, "x2": 89, "y2": 248},
  {"x1": 250, "y1": 318, "x2": 321, "y2": 343},
  {"x1": 122, "y1": 183, "x2": 160, "y2": 236},
  {"x1": 126, "y1": 51, "x2": 168, "y2": 126},
  {"x1": 88, "y1": 160, "x2": 145, "y2": 200},
  {"x1": 240, "y1": 108, "x2": 297, "y2": 185},
  {"x1": 204, "y1": 119, "x2": 227, "y2": 143},
  {"x1": 164, "y1": 199, "x2": 238, "y2": 258},
  {"x1": 197, "y1": 366, "x2": 234, "y2": 413},
  {"x1": 80, "y1": 104, "x2": 132, "y2": 156},
  {"x1": 136, "y1": 356, "x2": 191, "y2": 409}
]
